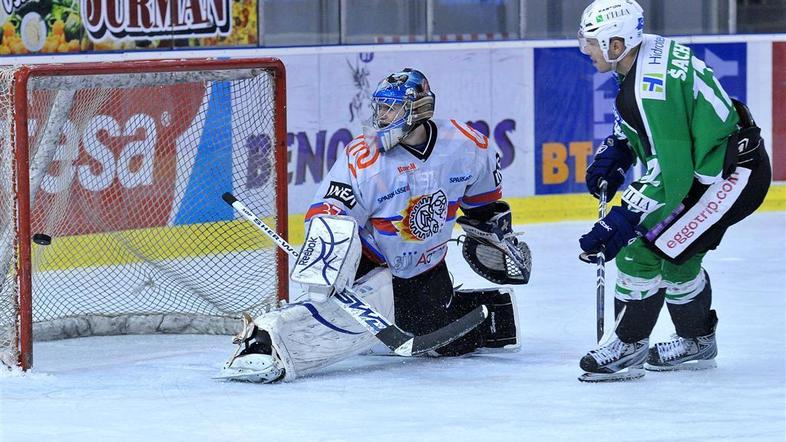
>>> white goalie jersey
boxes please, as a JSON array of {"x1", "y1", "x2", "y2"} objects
[{"x1": 306, "y1": 119, "x2": 503, "y2": 279}]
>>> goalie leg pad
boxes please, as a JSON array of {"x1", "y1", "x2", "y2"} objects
[
  {"x1": 452, "y1": 287, "x2": 520, "y2": 352},
  {"x1": 256, "y1": 267, "x2": 394, "y2": 381}
]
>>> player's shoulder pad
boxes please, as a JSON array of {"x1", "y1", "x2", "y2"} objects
[
  {"x1": 446, "y1": 119, "x2": 489, "y2": 150},
  {"x1": 343, "y1": 134, "x2": 383, "y2": 182}
]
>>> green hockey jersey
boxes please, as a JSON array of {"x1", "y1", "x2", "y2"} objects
[{"x1": 614, "y1": 34, "x2": 739, "y2": 229}]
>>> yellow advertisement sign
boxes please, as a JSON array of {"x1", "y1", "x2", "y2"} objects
[{"x1": 0, "y1": 0, "x2": 257, "y2": 54}]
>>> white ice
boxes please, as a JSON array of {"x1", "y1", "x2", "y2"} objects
[{"x1": 1, "y1": 212, "x2": 784, "y2": 442}]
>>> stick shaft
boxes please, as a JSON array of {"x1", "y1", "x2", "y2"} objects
[{"x1": 596, "y1": 181, "x2": 608, "y2": 343}]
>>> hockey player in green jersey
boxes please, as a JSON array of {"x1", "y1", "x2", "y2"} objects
[{"x1": 575, "y1": 0, "x2": 771, "y2": 382}]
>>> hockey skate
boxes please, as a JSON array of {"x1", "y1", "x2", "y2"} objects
[
  {"x1": 645, "y1": 311, "x2": 718, "y2": 371},
  {"x1": 578, "y1": 337, "x2": 648, "y2": 383},
  {"x1": 214, "y1": 313, "x2": 285, "y2": 383}
]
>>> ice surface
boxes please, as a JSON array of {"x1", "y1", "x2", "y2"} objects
[{"x1": 1, "y1": 212, "x2": 784, "y2": 442}]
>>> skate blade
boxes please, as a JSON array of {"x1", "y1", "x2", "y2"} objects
[
  {"x1": 644, "y1": 359, "x2": 717, "y2": 372},
  {"x1": 578, "y1": 367, "x2": 645, "y2": 383},
  {"x1": 213, "y1": 367, "x2": 283, "y2": 383}
]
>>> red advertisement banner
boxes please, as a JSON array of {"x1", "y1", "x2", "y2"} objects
[
  {"x1": 774, "y1": 42, "x2": 786, "y2": 181},
  {"x1": 31, "y1": 84, "x2": 205, "y2": 236}
]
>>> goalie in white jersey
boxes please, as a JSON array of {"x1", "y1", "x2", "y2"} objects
[{"x1": 218, "y1": 68, "x2": 532, "y2": 383}]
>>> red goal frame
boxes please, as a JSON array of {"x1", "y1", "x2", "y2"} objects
[{"x1": 9, "y1": 58, "x2": 288, "y2": 370}]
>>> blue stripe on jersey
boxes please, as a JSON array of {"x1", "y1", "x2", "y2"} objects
[{"x1": 359, "y1": 232, "x2": 386, "y2": 263}]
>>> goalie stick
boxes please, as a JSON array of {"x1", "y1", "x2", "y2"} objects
[{"x1": 222, "y1": 192, "x2": 488, "y2": 357}]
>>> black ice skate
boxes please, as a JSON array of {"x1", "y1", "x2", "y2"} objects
[
  {"x1": 645, "y1": 311, "x2": 718, "y2": 371},
  {"x1": 578, "y1": 337, "x2": 648, "y2": 383}
]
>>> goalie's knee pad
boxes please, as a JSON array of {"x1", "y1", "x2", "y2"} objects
[{"x1": 454, "y1": 288, "x2": 521, "y2": 352}]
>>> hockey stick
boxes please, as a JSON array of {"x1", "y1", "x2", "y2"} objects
[
  {"x1": 595, "y1": 181, "x2": 609, "y2": 343},
  {"x1": 222, "y1": 193, "x2": 489, "y2": 357}
]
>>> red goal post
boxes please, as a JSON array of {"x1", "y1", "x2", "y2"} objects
[{"x1": 0, "y1": 58, "x2": 288, "y2": 370}]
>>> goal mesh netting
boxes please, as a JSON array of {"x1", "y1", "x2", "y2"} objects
[{"x1": 0, "y1": 59, "x2": 288, "y2": 369}]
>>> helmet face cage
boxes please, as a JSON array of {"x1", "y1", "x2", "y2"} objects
[
  {"x1": 578, "y1": 0, "x2": 644, "y2": 64},
  {"x1": 371, "y1": 97, "x2": 411, "y2": 131},
  {"x1": 369, "y1": 68, "x2": 435, "y2": 151}
]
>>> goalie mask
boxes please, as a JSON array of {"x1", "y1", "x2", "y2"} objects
[{"x1": 367, "y1": 68, "x2": 435, "y2": 152}]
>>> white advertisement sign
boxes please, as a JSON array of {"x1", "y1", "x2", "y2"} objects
[{"x1": 276, "y1": 48, "x2": 535, "y2": 213}]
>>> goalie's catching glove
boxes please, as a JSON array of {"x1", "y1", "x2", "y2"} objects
[
  {"x1": 457, "y1": 201, "x2": 532, "y2": 285},
  {"x1": 291, "y1": 215, "x2": 362, "y2": 302}
]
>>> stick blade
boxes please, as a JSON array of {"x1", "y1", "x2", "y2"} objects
[
  {"x1": 409, "y1": 305, "x2": 489, "y2": 356},
  {"x1": 222, "y1": 192, "x2": 237, "y2": 205}
]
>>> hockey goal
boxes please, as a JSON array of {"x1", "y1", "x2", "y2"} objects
[{"x1": 0, "y1": 58, "x2": 288, "y2": 370}]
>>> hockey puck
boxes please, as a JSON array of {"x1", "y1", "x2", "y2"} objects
[{"x1": 32, "y1": 233, "x2": 52, "y2": 245}]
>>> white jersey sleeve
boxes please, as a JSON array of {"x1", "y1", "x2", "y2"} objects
[{"x1": 452, "y1": 120, "x2": 503, "y2": 210}]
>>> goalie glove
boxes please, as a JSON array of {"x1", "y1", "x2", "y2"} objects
[
  {"x1": 457, "y1": 201, "x2": 532, "y2": 285},
  {"x1": 290, "y1": 215, "x2": 362, "y2": 303}
]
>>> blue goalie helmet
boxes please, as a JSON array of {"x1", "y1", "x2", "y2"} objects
[{"x1": 369, "y1": 68, "x2": 435, "y2": 151}]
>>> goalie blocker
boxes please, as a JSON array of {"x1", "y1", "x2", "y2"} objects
[{"x1": 290, "y1": 215, "x2": 362, "y2": 303}]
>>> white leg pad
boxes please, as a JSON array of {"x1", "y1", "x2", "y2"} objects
[{"x1": 256, "y1": 267, "x2": 394, "y2": 381}]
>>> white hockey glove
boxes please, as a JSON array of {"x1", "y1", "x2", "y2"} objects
[
  {"x1": 456, "y1": 201, "x2": 532, "y2": 285},
  {"x1": 290, "y1": 215, "x2": 362, "y2": 303}
]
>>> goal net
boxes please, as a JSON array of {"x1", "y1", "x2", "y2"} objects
[{"x1": 0, "y1": 58, "x2": 288, "y2": 370}]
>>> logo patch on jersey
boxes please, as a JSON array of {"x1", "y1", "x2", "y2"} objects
[
  {"x1": 324, "y1": 181, "x2": 357, "y2": 209},
  {"x1": 396, "y1": 189, "x2": 448, "y2": 241},
  {"x1": 417, "y1": 243, "x2": 448, "y2": 266},
  {"x1": 642, "y1": 73, "x2": 664, "y2": 93},
  {"x1": 397, "y1": 162, "x2": 417, "y2": 174},
  {"x1": 622, "y1": 185, "x2": 664, "y2": 214},
  {"x1": 641, "y1": 36, "x2": 668, "y2": 101}
]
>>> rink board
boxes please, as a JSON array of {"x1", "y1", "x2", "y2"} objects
[{"x1": 2, "y1": 35, "x2": 782, "y2": 252}]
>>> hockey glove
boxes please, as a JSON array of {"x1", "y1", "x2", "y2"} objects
[
  {"x1": 586, "y1": 136, "x2": 636, "y2": 199},
  {"x1": 579, "y1": 206, "x2": 644, "y2": 263},
  {"x1": 457, "y1": 201, "x2": 532, "y2": 285},
  {"x1": 291, "y1": 215, "x2": 362, "y2": 302}
]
